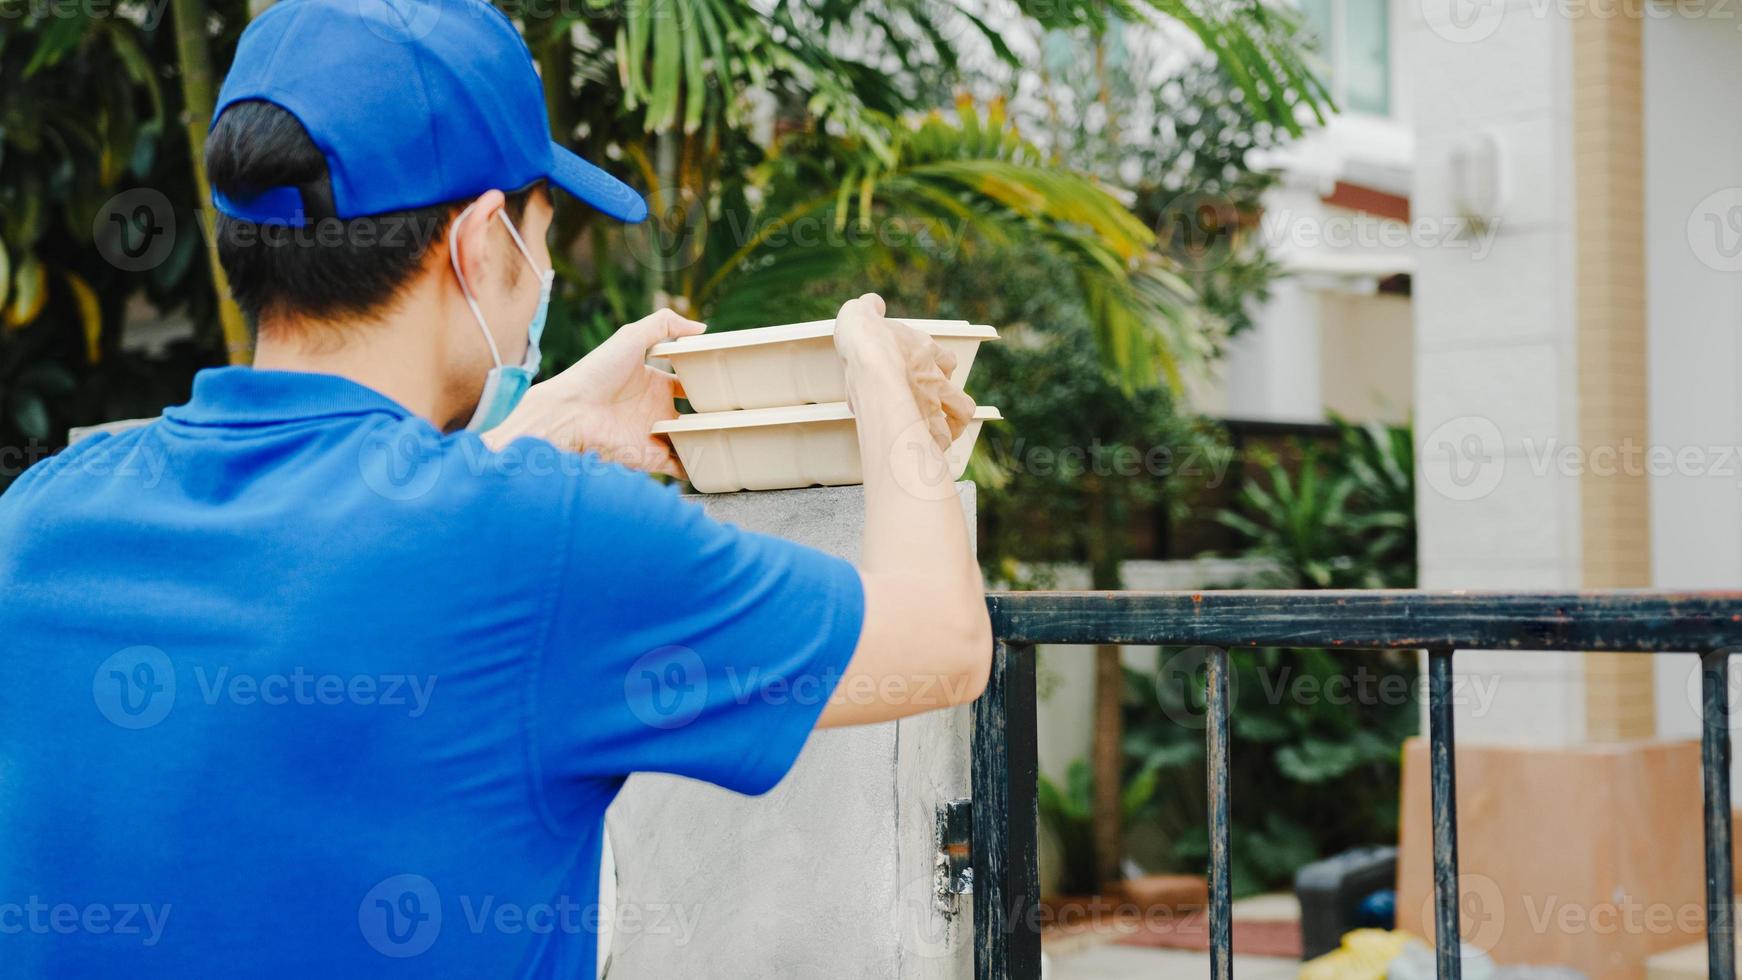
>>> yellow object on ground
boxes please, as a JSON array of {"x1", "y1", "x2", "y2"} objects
[{"x1": 1299, "y1": 929, "x2": 1415, "y2": 980}]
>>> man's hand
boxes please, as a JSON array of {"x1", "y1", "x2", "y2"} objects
[
  {"x1": 833, "y1": 293, "x2": 976, "y2": 453},
  {"x1": 485, "y1": 308, "x2": 705, "y2": 477}
]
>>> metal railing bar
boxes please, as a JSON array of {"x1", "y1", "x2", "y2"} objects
[
  {"x1": 1702, "y1": 649, "x2": 1736, "y2": 980},
  {"x1": 1427, "y1": 648, "x2": 1462, "y2": 980},
  {"x1": 1206, "y1": 646, "x2": 1233, "y2": 980},
  {"x1": 986, "y1": 591, "x2": 1742, "y2": 652},
  {"x1": 971, "y1": 638, "x2": 1042, "y2": 980}
]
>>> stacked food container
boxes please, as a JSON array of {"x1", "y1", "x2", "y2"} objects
[{"x1": 649, "y1": 318, "x2": 1001, "y2": 493}]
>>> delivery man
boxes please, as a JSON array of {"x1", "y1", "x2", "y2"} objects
[{"x1": 0, "y1": 0, "x2": 990, "y2": 975}]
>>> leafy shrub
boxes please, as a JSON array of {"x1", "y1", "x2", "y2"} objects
[{"x1": 1113, "y1": 420, "x2": 1419, "y2": 895}]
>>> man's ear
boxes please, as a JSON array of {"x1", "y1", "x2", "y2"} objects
[{"x1": 450, "y1": 189, "x2": 508, "y2": 293}]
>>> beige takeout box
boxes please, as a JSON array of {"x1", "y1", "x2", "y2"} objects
[
  {"x1": 649, "y1": 319, "x2": 998, "y2": 413},
  {"x1": 653, "y1": 403, "x2": 1001, "y2": 494}
]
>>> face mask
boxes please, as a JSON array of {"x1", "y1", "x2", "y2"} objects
[{"x1": 449, "y1": 200, "x2": 555, "y2": 433}]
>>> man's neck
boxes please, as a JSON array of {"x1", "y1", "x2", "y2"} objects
[{"x1": 251, "y1": 301, "x2": 458, "y2": 429}]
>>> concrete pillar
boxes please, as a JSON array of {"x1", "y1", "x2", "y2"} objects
[
  {"x1": 603, "y1": 484, "x2": 976, "y2": 980},
  {"x1": 1411, "y1": 0, "x2": 1587, "y2": 744}
]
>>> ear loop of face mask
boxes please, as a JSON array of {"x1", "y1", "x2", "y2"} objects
[{"x1": 449, "y1": 199, "x2": 556, "y2": 432}]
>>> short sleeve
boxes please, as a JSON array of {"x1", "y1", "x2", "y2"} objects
[{"x1": 532, "y1": 459, "x2": 864, "y2": 802}]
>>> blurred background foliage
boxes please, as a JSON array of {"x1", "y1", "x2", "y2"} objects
[
  {"x1": 1, "y1": 0, "x2": 1413, "y2": 904},
  {"x1": 0, "y1": 0, "x2": 1325, "y2": 478}
]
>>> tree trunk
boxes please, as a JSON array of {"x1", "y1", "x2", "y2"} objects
[
  {"x1": 650, "y1": 128, "x2": 679, "y2": 311},
  {"x1": 1086, "y1": 478, "x2": 1124, "y2": 891},
  {"x1": 171, "y1": 0, "x2": 252, "y2": 364}
]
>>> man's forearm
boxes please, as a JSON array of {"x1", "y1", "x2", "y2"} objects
[{"x1": 851, "y1": 366, "x2": 980, "y2": 599}]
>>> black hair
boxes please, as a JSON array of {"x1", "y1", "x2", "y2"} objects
[{"x1": 205, "y1": 100, "x2": 541, "y2": 329}]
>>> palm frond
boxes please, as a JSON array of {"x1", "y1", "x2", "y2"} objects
[{"x1": 690, "y1": 102, "x2": 1209, "y2": 389}]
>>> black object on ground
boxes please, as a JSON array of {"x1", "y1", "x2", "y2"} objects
[{"x1": 1294, "y1": 845, "x2": 1399, "y2": 960}]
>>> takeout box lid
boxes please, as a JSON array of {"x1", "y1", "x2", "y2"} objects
[
  {"x1": 652, "y1": 403, "x2": 1002, "y2": 434},
  {"x1": 649, "y1": 320, "x2": 999, "y2": 357}
]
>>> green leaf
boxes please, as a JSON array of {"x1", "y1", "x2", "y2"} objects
[
  {"x1": 1120, "y1": 765, "x2": 1159, "y2": 819},
  {"x1": 9, "y1": 389, "x2": 49, "y2": 441},
  {"x1": 1274, "y1": 737, "x2": 1363, "y2": 783},
  {"x1": 102, "y1": 24, "x2": 164, "y2": 127},
  {"x1": 24, "y1": 15, "x2": 88, "y2": 78}
]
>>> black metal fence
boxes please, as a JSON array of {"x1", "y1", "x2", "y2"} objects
[{"x1": 970, "y1": 590, "x2": 1742, "y2": 980}]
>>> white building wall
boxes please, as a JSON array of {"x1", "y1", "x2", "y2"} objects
[
  {"x1": 1221, "y1": 277, "x2": 1326, "y2": 422},
  {"x1": 1642, "y1": 15, "x2": 1742, "y2": 742},
  {"x1": 1408, "y1": 0, "x2": 1587, "y2": 743}
]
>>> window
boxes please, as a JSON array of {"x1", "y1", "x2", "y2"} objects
[{"x1": 1299, "y1": 0, "x2": 1391, "y2": 117}]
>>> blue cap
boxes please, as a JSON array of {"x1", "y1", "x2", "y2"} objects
[{"x1": 211, "y1": 0, "x2": 648, "y2": 225}]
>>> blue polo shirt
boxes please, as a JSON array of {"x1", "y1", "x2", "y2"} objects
[{"x1": 0, "y1": 367, "x2": 864, "y2": 977}]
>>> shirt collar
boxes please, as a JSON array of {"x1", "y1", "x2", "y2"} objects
[{"x1": 164, "y1": 367, "x2": 415, "y2": 427}]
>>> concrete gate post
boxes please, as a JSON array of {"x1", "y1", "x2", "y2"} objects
[{"x1": 602, "y1": 483, "x2": 977, "y2": 980}]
